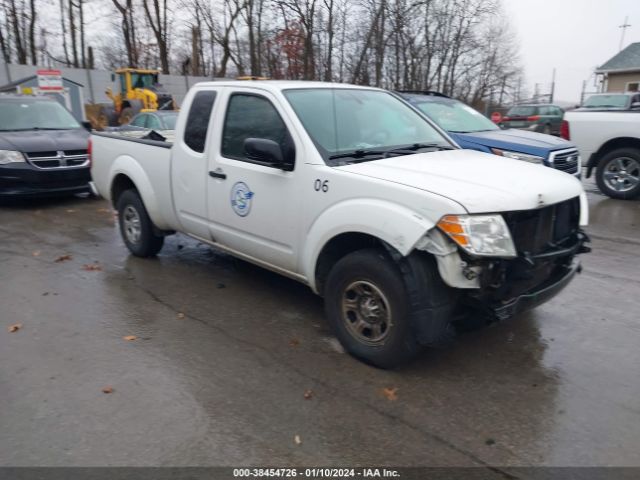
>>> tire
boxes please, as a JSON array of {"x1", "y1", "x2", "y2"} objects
[
  {"x1": 323, "y1": 249, "x2": 454, "y2": 368},
  {"x1": 116, "y1": 189, "x2": 164, "y2": 257},
  {"x1": 595, "y1": 148, "x2": 640, "y2": 200}
]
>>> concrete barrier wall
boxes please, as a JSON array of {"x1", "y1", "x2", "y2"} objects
[{"x1": 0, "y1": 62, "x2": 214, "y2": 106}]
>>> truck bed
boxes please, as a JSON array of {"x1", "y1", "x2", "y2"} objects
[{"x1": 90, "y1": 131, "x2": 179, "y2": 231}]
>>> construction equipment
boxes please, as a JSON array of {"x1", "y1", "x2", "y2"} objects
[{"x1": 86, "y1": 68, "x2": 177, "y2": 130}]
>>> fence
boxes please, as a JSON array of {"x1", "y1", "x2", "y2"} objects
[{"x1": 0, "y1": 62, "x2": 216, "y2": 106}]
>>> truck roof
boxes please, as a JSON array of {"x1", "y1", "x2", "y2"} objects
[{"x1": 190, "y1": 80, "x2": 383, "y2": 92}]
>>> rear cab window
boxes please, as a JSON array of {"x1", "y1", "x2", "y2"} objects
[{"x1": 184, "y1": 90, "x2": 217, "y2": 153}]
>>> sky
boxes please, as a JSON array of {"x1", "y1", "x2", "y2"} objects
[{"x1": 504, "y1": 0, "x2": 640, "y2": 103}]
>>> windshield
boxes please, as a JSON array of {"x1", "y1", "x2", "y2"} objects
[
  {"x1": 413, "y1": 98, "x2": 498, "y2": 133},
  {"x1": 507, "y1": 106, "x2": 537, "y2": 117},
  {"x1": 130, "y1": 73, "x2": 158, "y2": 90},
  {"x1": 284, "y1": 89, "x2": 451, "y2": 162},
  {"x1": 582, "y1": 94, "x2": 631, "y2": 109},
  {"x1": 0, "y1": 100, "x2": 81, "y2": 131}
]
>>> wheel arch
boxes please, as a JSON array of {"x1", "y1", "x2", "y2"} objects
[
  {"x1": 587, "y1": 137, "x2": 640, "y2": 177},
  {"x1": 303, "y1": 199, "x2": 439, "y2": 294},
  {"x1": 108, "y1": 157, "x2": 171, "y2": 230}
]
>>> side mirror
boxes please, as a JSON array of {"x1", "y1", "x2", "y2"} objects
[
  {"x1": 244, "y1": 138, "x2": 294, "y2": 171},
  {"x1": 81, "y1": 121, "x2": 92, "y2": 132},
  {"x1": 630, "y1": 102, "x2": 640, "y2": 110}
]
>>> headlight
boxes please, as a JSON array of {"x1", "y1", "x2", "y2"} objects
[
  {"x1": 437, "y1": 214, "x2": 517, "y2": 257},
  {"x1": 0, "y1": 150, "x2": 26, "y2": 165},
  {"x1": 491, "y1": 148, "x2": 544, "y2": 164}
]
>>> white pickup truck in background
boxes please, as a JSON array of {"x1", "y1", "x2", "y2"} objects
[
  {"x1": 563, "y1": 100, "x2": 640, "y2": 199},
  {"x1": 90, "y1": 81, "x2": 590, "y2": 367}
]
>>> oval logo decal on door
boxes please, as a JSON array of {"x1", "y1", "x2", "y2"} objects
[{"x1": 230, "y1": 182, "x2": 254, "y2": 217}]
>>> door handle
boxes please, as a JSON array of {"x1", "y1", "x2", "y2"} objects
[{"x1": 209, "y1": 170, "x2": 227, "y2": 180}]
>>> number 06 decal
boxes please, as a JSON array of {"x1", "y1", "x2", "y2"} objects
[{"x1": 314, "y1": 179, "x2": 329, "y2": 192}]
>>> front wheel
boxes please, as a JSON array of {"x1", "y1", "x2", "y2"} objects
[
  {"x1": 595, "y1": 148, "x2": 640, "y2": 199},
  {"x1": 116, "y1": 189, "x2": 164, "y2": 257},
  {"x1": 324, "y1": 249, "x2": 453, "y2": 368}
]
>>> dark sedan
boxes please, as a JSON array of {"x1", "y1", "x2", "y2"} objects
[{"x1": 0, "y1": 95, "x2": 91, "y2": 198}]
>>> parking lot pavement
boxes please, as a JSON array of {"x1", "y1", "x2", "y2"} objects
[{"x1": 0, "y1": 188, "x2": 639, "y2": 469}]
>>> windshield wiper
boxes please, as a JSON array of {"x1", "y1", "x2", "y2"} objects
[
  {"x1": 382, "y1": 143, "x2": 454, "y2": 157},
  {"x1": 328, "y1": 149, "x2": 386, "y2": 160},
  {"x1": 329, "y1": 143, "x2": 454, "y2": 163}
]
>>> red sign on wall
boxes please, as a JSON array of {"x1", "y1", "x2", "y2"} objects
[
  {"x1": 490, "y1": 111, "x2": 503, "y2": 123},
  {"x1": 37, "y1": 69, "x2": 63, "y2": 91}
]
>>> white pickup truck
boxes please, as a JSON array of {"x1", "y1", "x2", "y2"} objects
[
  {"x1": 563, "y1": 104, "x2": 640, "y2": 199},
  {"x1": 91, "y1": 81, "x2": 590, "y2": 367}
]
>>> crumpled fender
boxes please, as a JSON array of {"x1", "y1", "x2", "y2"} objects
[{"x1": 301, "y1": 198, "x2": 440, "y2": 293}]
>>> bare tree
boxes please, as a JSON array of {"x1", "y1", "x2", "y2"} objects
[{"x1": 142, "y1": 0, "x2": 170, "y2": 73}]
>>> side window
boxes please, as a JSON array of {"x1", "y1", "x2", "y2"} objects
[
  {"x1": 221, "y1": 94, "x2": 294, "y2": 163},
  {"x1": 147, "y1": 115, "x2": 162, "y2": 130},
  {"x1": 539, "y1": 106, "x2": 549, "y2": 115},
  {"x1": 184, "y1": 90, "x2": 217, "y2": 153}
]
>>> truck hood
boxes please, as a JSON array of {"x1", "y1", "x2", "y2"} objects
[
  {"x1": 336, "y1": 149, "x2": 584, "y2": 213},
  {"x1": 452, "y1": 128, "x2": 573, "y2": 157},
  {"x1": 0, "y1": 129, "x2": 89, "y2": 153}
]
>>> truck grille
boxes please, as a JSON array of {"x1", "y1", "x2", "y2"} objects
[
  {"x1": 503, "y1": 197, "x2": 581, "y2": 255},
  {"x1": 26, "y1": 150, "x2": 89, "y2": 169},
  {"x1": 549, "y1": 148, "x2": 579, "y2": 174}
]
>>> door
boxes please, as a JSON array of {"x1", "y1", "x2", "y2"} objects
[
  {"x1": 171, "y1": 88, "x2": 219, "y2": 239},
  {"x1": 207, "y1": 90, "x2": 302, "y2": 273}
]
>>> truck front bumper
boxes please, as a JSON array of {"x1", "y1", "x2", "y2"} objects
[{"x1": 490, "y1": 260, "x2": 580, "y2": 321}]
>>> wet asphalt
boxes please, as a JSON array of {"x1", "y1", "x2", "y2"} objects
[{"x1": 0, "y1": 178, "x2": 639, "y2": 469}]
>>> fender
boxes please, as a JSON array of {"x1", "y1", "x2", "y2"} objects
[
  {"x1": 109, "y1": 155, "x2": 172, "y2": 230},
  {"x1": 301, "y1": 198, "x2": 444, "y2": 293}
]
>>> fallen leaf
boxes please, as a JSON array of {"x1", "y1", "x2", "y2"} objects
[
  {"x1": 102, "y1": 386, "x2": 114, "y2": 394},
  {"x1": 382, "y1": 387, "x2": 398, "y2": 401},
  {"x1": 485, "y1": 438, "x2": 496, "y2": 446},
  {"x1": 54, "y1": 254, "x2": 72, "y2": 263},
  {"x1": 82, "y1": 263, "x2": 102, "y2": 271},
  {"x1": 289, "y1": 338, "x2": 300, "y2": 347},
  {"x1": 303, "y1": 389, "x2": 313, "y2": 400},
  {"x1": 294, "y1": 434, "x2": 302, "y2": 445},
  {"x1": 177, "y1": 312, "x2": 185, "y2": 319},
  {"x1": 123, "y1": 335, "x2": 137, "y2": 341},
  {"x1": 32, "y1": 251, "x2": 41, "y2": 257},
  {"x1": 66, "y1": 209, "x2": 76, "y2": 213},
  {"x1": 96, "y1": 208, "x2": 111, "y2": 213},
  {"x1": 8, "y1": 323, "x2": 22, "y2": 333}
]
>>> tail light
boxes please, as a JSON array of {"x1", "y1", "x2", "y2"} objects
[
  {"x1": 527, "y1": 115, "x2": 540, "y2": 121},
  {"x1": 502, "y1": 116, "x2": 510, "y2": 121},
  {"x1": 87, "y1": 138, "x2": 92, "y2": 167},
  {"x1": 560, "y1": 120, "x2": 570, "y2": 140}
]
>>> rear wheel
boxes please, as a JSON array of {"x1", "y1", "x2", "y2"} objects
[
  {"x1": 595, "y1": 148, "x2": 640, "y2": 199},
  {"x1": 116, "y1": 189, "x2": 164, "y2": 257}
]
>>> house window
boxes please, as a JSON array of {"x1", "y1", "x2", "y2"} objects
[{"x1": 626, "y1": 82, "x2": 639, "y2": 92}]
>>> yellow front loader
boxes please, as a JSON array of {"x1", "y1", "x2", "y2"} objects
[{"x1": 86, "y1": 68, "x2": 177, "y2": 130}]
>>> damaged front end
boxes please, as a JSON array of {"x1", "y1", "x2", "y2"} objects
[{"x1": 417, "y1": 196, "x2": 590, "y2": 322}]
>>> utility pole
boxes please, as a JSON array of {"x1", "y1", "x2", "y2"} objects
[
  {"x1": 619, "y1": 16, "x2": 631, "y2": 51},
  {"x1": 550, "y1": 68, "x2": 556, "y2": 103}
]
